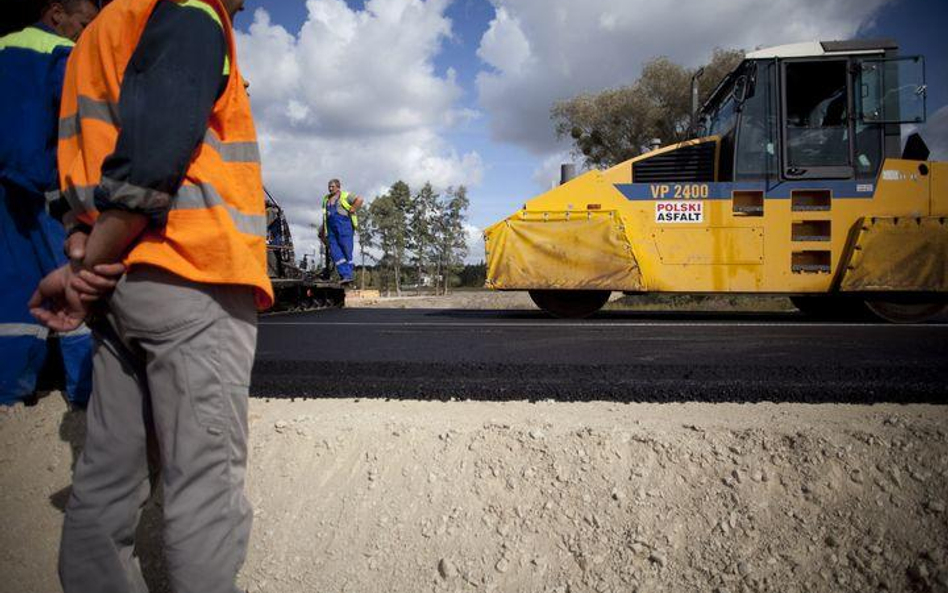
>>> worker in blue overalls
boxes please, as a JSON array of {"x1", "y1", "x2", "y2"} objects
[
  {"x1": 0, "y1": 0, "x2": 100, "y2": 406},
  {"x1": 320, "y1": 178, "x2": 363, "y2": 284}
]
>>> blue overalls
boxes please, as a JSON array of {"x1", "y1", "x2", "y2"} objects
[
  {"x1": 0, "y1": 24, "x2": 93, "y2": 406},
  {"x1": 324, "y1": 192, "x2": 356, "y2": 281}
]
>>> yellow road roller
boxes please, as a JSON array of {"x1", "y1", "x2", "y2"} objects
[{"x1": 484, "y1": 39, "x2": 947, "y2": 322}]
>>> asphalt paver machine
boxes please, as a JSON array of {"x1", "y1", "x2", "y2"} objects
[{"x1": 265, "y1": 189, "x2": 345, "y2": 311}]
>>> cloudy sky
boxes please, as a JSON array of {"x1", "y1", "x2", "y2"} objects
[{"x1": 234, "y1": 0, "x2": 948, "y2": 263}]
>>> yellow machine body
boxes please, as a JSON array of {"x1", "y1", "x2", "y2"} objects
[
  {"x1": 486, "y1": 150, "x2": 946, "y2": 295},
  {"x1": 485, "y1": 41, "x2": 946, "y2": 309}
]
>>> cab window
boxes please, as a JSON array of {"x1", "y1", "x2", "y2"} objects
[
  {"x1": 853, "y1": 120, "x2": 883, "y2": 180},
  {"x1": 782, "y1": 60, "x2": 852, "y2": 178},
  {"x1": 735, "y1": 61, "x2": 778, "y2": 181},
  {"x1": 708, "y1": 92, "x2": 738, "y2": 137},
  {"x1": 705, "y1": 76, "x2": 741, "y2": 181}
]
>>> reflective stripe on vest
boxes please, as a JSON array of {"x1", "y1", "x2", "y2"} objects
[
  {"x1": 62, "y1": 182, "x2": 266, "y2": 237},
  {"x1": 57, "y1": 97, "x2": 258, "y2": 163},
  {"x1": 322, "y1": 191, "x2": 359, "y2": 229},
  {"x1": 58, "y1": 0, "x2": 273, "y2": 309},
  {"x1": 0, "y1": 26, "x2": 74, "y2": 54}
]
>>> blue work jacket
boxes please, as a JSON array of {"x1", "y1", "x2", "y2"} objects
[{"x1": 0, "y1": 22, "x2": 73, "y2": 196}]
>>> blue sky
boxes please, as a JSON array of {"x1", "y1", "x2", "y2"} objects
[
  {"x1": 238, "y1": 0, "x2": 534, "y2": 228},
  {"x1": 247, "y1": 0, "x2": 947, "y2": 110},
  {"x1": 234, "y1": 0, "x2": 947, "y2": 261},
  {"x1": 862, "y1": 0, "x2": 947, "y2": 108}
]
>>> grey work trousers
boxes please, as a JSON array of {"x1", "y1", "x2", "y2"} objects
[{"x1": 59, "y1": 266, "x2": 257, "y2": 593}]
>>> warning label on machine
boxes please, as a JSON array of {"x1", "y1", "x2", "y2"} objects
[{"x1": 655, "y1": 201, "x2": 703, "y2": 223}]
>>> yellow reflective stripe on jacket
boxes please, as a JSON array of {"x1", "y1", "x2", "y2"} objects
[
  {"x1": 176, "y1": 0, "x2": 230, "y2": 75},
  {"x1": 0, "y1": 26, "x2": 73, "y2": 54}
]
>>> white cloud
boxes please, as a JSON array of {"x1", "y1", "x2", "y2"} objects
[
  {"x1": 464, "y1": 223, "x2": 485, "y2": 264},
  {"x1": 598, "y1": 13, "x2": 618, "y2": 32},
  {"x1": 907, "y1": 104, "x2": 948, "y2": 161},
  {"x1": 531, "y1": 150, "x2": 578, "y2": 189},
  {"x1": 475, "y1": 0, "x2": 895, "y2": 154},
  {"x1": 476, "y1": 7, "x2": 532, "y2": 75},
  {"x1": 235, "y1": 0, "x2": 483, "y2": 261}
]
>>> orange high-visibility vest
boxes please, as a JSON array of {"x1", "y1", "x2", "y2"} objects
[{"x1": 57, "y1": 0, "x2": 274, "y2": 310}]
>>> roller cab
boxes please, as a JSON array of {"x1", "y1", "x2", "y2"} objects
[{"x1": 485, "y1": 39, "x2": 947, "y2": 321}]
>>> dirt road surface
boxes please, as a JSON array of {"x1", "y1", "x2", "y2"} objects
[
  {"x1": 2, "y1": 395, "x2": 947, "y2": 593},
  {"x1": 2, "y1": 293, "x2": 947, "y2": 592}
]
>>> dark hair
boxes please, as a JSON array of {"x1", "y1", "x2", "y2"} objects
[{"x1": 329, "y1": 178, "x2": 341, "y2": 187}]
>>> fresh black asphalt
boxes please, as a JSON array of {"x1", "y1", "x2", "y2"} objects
[{"x1": 252, "y1": 308, "x2": 948, "y2": 403}]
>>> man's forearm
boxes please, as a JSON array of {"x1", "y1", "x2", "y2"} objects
[{"x1": 82, "y1": 210, "x2": 148, "y2": 268}]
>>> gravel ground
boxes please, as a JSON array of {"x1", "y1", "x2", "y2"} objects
[
  {"x1": 2, "y1": 395, "x2": 947, "y2": 593},
  {"x1": 346, "y1": 290, "x2": 538, "y2": 310},
  {"x1": 347, "y1": 290, "x2": 800, "y2": 313}
]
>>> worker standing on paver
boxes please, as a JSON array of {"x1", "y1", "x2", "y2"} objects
[
  {"x1": 321, "y1": 178, "x2": 363, "y2": 284},
  {"x1": 0, "y1": 0, "x2": 101, "y2": 407},
  {"x1": 28, "y1": 0, "x2": 273, "y2": 590}
]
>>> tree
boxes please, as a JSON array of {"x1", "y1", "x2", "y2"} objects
[
  {"x1": 407, "y1": 182, "x2": 438, "y2": 290},
  {"x1": 430, "y1": 186, "x2": 469, "y2": 295},
  {"x1": 362, "y1": 180, "x2": 471, "y2": 296},
  {"x1": 355, "y1": 202, "x2": 376, "y2": 290},
  {"x1": 552, "y1": 48, "x2": 745, "y2": 168},
  {"x1": 458, "y1": 262, "x2": 486, "y2": 287},
  {"x1": 367, "y1": 181, "x2": 411, "y2": 295}
]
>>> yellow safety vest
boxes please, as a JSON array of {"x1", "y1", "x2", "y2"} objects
[{"x1": 322, "y1": 191, "x2": 358, "y2": 230}]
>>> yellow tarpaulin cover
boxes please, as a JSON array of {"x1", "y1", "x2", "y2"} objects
[
  {"x1": 484, "y1": 210, "x2": 644, "y2": 290},
  {"x1": 841, "y1": 217, "x2": 948, "y2": 292}
]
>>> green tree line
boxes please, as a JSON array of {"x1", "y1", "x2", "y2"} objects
[{"x1": 356, "y1": 181, "x2": 474, "y2": 295}]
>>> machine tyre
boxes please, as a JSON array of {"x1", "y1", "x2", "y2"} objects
[
  {"x1": 864, "y1": 300, "x2": 947, "y2": 324},
  {"x1": 529, "y1": 290, "x2": 610, "y2": 319},
  {"x1": 790, "y1": 296, "x2": 871, "y2": 321}
]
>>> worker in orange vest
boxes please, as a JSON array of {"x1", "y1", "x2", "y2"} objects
[{"x1": 29, "y1": 0, "x2": 272, "y2": 590}]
